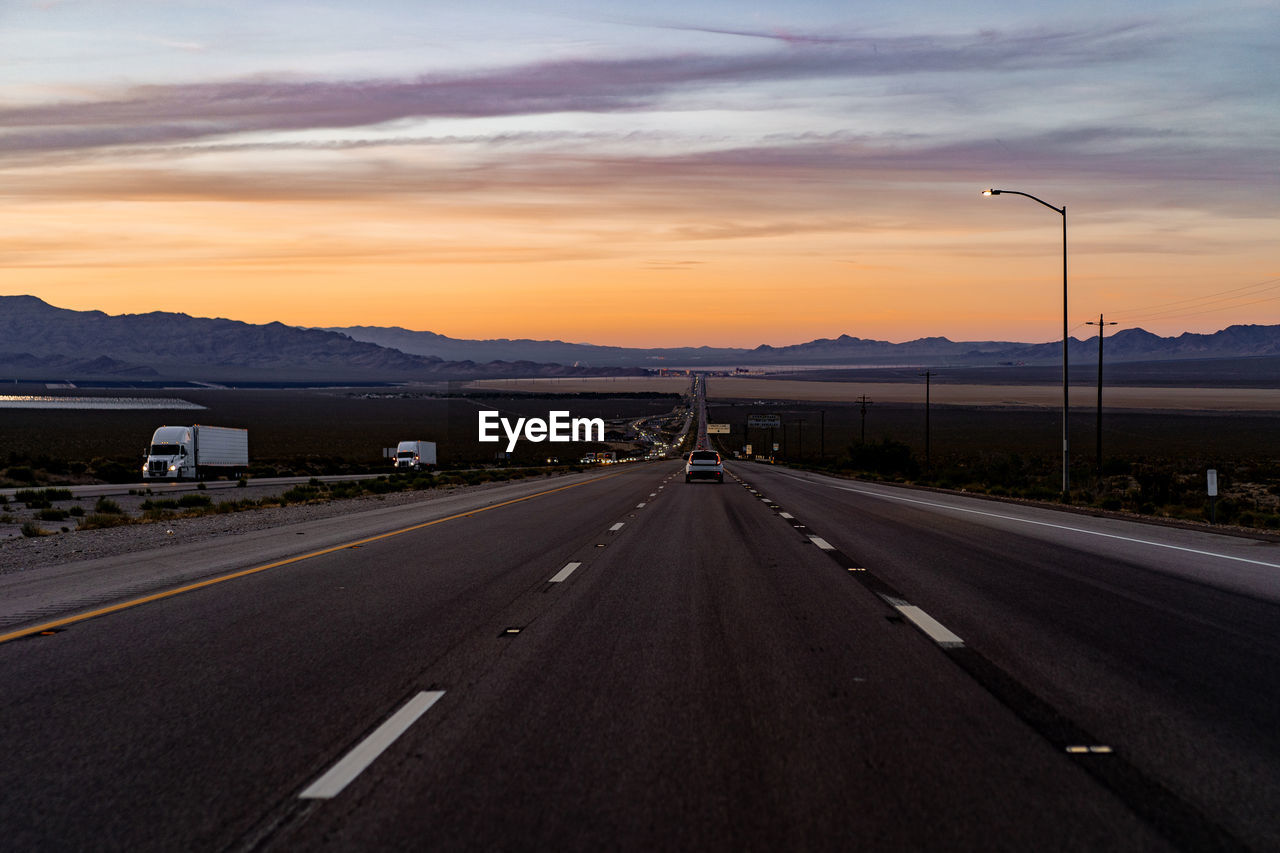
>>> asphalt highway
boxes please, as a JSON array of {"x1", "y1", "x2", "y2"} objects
[{"x1": 1, "y1": 460, "x2": 1277, "y2": 851}]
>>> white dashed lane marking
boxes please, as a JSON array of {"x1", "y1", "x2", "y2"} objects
[
  {"x1": 300, "y1": 691, "x2": 445, "y2": 800},
  {"x1": 881, "y1": 596, "x2": 964, "y2": 648},
  {"x1": 548, "y1": 562, "x2": 582, "y2": 583}
]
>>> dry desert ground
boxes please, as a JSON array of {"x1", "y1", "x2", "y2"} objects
[{"x1": 469, "y1": 377, "x2": 1280, "y2": 411}]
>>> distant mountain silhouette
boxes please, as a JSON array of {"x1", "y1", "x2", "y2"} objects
[
  {"x1": 5, "y1": 296, "x2": 1278, "y2": 383},
  {"x1": 0, "y1": 296, "x2": 647, "y2": 382},
  {"x1": 326, "y1": 325, "x2": 741, "y2": 368},
  {"x1": 331, "y1": 322, "x2": 1280, "y2": 368}
]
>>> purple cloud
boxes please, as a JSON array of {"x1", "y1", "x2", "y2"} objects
[{"x1": 0, "y1": 22, "x2": 1163, "y2": 155}]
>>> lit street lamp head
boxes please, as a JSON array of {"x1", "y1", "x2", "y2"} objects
[{"x1": 982, "y1": 189, "x2": 1001, "y2": 196}]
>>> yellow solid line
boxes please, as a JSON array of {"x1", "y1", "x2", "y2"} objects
[{"x1": 0, "y1": 473, "x2": 622, "y2": 645}]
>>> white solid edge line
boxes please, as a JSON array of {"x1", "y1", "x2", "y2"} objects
[
  {"x1": 809, "y1": 535, "x2": 835, "y2": 550},
  {"x1": 300, "y1": 690, "x2": 445, "y2": 800},
  {"x1": 779, "y1": 512, "x2": 794, "y2": 519},
  {"x1": 549, "y1": 561, "x2": 582, "y2": 583},
  {"x1": 896, "y1": 605, "x2": 964, "y2": 648},
  {"x1": 610, "y1": 522, "x2": 625, "y2": 531},
  {"x1": 775, "y1": 471, "x2": 1280, "y2": 571}
]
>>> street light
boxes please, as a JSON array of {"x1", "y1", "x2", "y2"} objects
[{"x1": 982, "y1": 188, "x2": 1070, "y2": 498}]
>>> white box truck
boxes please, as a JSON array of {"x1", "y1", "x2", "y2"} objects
[
  {"x1": 394, "y1": 440, "x2": 437, "y2": 471},
  {"x1": 143, "y1": 425, "x2": 248, "y2": 480}
]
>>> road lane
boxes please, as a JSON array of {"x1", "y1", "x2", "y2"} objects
[
  {"x1": 282, "y1": 465, "x2": 1161, "y2": 851},
  {"x1": 1, "y1": 457, "x2": 1259, "y2": 850},
  {"x1": 0, "y1": 463, "x2": 664, "y2": 851},
  {"x1": 735, "y1": 462, "x2": 1280, "y2": 851},
  {"x1": 778, "y1": 471, "x2": 1280, "y2": 591},
  {"x1": 0, "y1": 469, "x2": 628, "y2": 637}
]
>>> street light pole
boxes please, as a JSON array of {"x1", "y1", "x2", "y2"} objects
[
  {"x1": 1085, "y1": 314, "x2": 1117, "y2": 475},
  {"x1": 983, "y1": 188, "x2": 1070, "y2": 498}
]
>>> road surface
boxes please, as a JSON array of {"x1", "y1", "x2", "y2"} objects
[{"x1": 1, "y1": 461, "x2": 1277, "y2": 851}]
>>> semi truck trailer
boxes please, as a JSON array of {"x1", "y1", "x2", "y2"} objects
[
  {"x1": 143, "y1": 424, "x2": 248, "y2": 480},
  {"x1": 393, "y1": 440, "x2": 437, "y2": 471}
]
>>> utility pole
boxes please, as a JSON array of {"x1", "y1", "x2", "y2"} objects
[
  {"x1": 1084, "y1": 314, "x2": 1117, "y2": 475},
  {"x1": 856, "y1": 395, "x2": 872, "y2": 445},
  {"x1": 919, "y1": 371, "x2": 933, "y2": 470}
]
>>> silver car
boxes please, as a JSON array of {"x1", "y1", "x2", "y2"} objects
[{"x1": 685, "y1": 450, "x2": 724, "y2": 483}]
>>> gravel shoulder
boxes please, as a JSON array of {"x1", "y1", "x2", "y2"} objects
[{"x1": 0, "y1": 475, "x2": 566, "y2": 576}]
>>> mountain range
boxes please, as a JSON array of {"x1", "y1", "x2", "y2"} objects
[
  {"x1": 3, "y1": 295, "x2": 1280, "y2": 384},
  {"x1": 330, "y1": 323, "x2": 1280, "y2": 368},
  {"x1": 0, "y1": 296, "x2": 644, "y2": 382}
]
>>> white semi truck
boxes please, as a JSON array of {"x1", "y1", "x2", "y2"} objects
[
  {"x1": 393, "y1": 440, "x2": 437, "y2": 471},
  {"x1": 143, "y1": 425, "x2": 248, "y2": 480}
]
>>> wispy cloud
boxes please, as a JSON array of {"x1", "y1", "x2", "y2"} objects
[
  {"x1": 637, "y1": 21, "x2": 871, "y2": 46},
  {"x1": 138, "y1": 35, "x2": 207, "y2": 52},
  {"x1": 6, "y1": 126, "x2": 1273, "y2": 220},
  {"x1": 0, "y1": 22, "x2": 1162, "y2": 155}
]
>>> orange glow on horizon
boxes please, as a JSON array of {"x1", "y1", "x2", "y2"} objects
[{"x1": 3, "y1": 187, "x2": 1277, "y2": 348}]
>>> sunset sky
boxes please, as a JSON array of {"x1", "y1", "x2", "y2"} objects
[{"x1": 2, "y1": 0, "x2": 1276, "y2": 347}]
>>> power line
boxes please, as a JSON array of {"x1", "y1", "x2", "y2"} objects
[
  {"x1": 1106, "y1": 276, "x2": 1280, "y2": 324},
  {"x1": 1112, "y1": 292, "x2": 1280, "y2": 326}
]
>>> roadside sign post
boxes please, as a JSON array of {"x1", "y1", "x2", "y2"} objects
[
  {"x1": 1207, "y1": 469, "x2": 1218, "y2": 523},
  {"x1": 748, "y1": 416, "x2": 780, "y2": 462}
]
